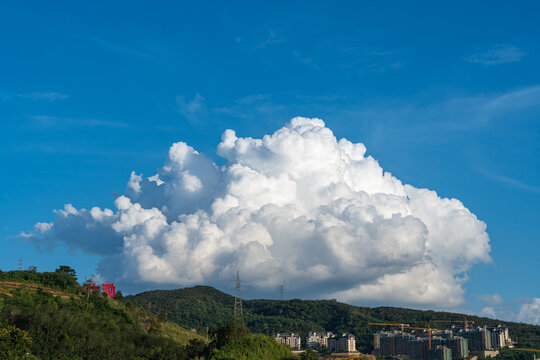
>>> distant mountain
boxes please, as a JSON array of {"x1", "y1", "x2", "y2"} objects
[{"x1": 126, "y1": 285, "x2": 540, "y2": 351}]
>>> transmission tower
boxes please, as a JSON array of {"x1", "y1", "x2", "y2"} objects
[
  {"x1": 233, "y1": 271, "x2": 243, "y2": 324},
  {"x1": 18, "y1": 257, "x2": 22, "y2": 271},
  {"x1": 279, "y1": 284, "x2": 284, "y2": 300}
]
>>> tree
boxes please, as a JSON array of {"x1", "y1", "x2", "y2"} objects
[
  {"x1": 211, "y1": 334, "x2": 293, "y2": 360},
  {"x1": 186, "y1": 339, "x2": 208, "y2": 359},
  {"x1": 55, "y1": 265, "x2": 77, "y2": 279},
  {"x1": 0, "y1": 325, "x2": 33, "y2": 358},
  {"x1": 50, "y1": 267, "x2": 78, "y2": 289},
  {"x1": 82, "y1": 278, "x2": 99, "y2": 300},
  {"x1": 300, "y1": 349, "x2": 319, "y2": 360}
]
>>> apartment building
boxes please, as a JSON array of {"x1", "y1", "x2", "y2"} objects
[
  {"x1": 307, "y1": 331, "x2": 334, "y2": 348},
  {"x1": 274, "y1": 333, "x2": 301, "y2": 350},
  {"x1": 328, "y1": 333, "x2": 356, "y2": 353}
]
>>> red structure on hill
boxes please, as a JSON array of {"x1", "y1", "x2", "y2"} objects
[
  {"x1": 82, "y1": 282, "x2": 116, "y2": 298},
  {"x1": 101, "y1": 283, "x2": 115, "y2": 298}
]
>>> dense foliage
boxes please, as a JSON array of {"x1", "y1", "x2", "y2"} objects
[
  {"x1": 127, "y1": 286, "x2": 235, "y2": 331},
  {"x1": 495, "y1": 348, "x2": 538, "y2": 360},
  {"x1": 184, "y1": 321, "x2": 295, "y2": 360},
  {"x1": 211, "y1": 334, "x2": 294, "y2": 360},
  {"x1": 0, "y1": 270, "x2": 301, "y2": 359},
  {"x1": 127, "y1": 286, "x2": 540, "y2": 352},
  {"x1": 0, "y1": 288, "x2": 192, "y2": 359},
  {"x1": 0, "y1": 268, "x2": 79, "y2": 293},
  {"x1": 0, "y1": 269, "x2": 206, "y2": 359},
  {"x1": 0, "y1": 324, "x2": 35, "y2": 359}
]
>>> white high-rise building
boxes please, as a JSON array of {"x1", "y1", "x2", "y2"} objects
[
  {"x1": 489, "y1": 325, "x2": 511, "y2": 348},
  {"x1": 307, "y1": 331, "x2": 334, "y2": 348},
  {"x1": 328, "y1": 333, "x2": 356, "y2": 352},
  {"x1": 274, "y1": 333, "x2": 301, "y2": 350}
]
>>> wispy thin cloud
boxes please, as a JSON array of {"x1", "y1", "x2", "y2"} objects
[
  {"x1": 31, "y1": 115, "x2": 129, "y2": 129},
  {"x1": 174, "y1": 92, "x2": 288, "y2": 128},
  {"x1": 12, "y1": 142, "x2": 158, "y2": 158},
  {"x1": 217, "y1": 93, "x2": 287, "y2": 118},
  {"x1": 2, "y1": 92, "x2": 69, "y2": 102},
  {"x1": 235, "y1": 94, "x2": 271, "y2": 105},
  {"x1": 323, "y1": 45, "x2": 404, "y2": 74},
  {"x1": 365, "y1": 61, "x2": 404, "y2": 73},
  {"x1": 173, "y1": 84, "x2": 540, "y2": 145},
  {"x1": 18, "y1": 92, "x2": 69, "y2": 101},
  {"x1": 19, "y1": 231, "x2": 33, "y2": 239},
  {"x1": 294, "y1": 94, "x2": 345, "y2": 102},
  {"x1": 338, "y1": 46, "x2": 359, "y2": 53},
  {"x1": 443, "y1": 85, "x2": 540, "y2": 128},
  {"x1": 369, "y1": 50, "x2": 395, "y2": 56},
  {"x1": 482, "y1": 85, "x2": 540, "y2": 115},
  {"x1": 393, "y1": 84, "x2": 540, "y2": 132},
  {"x1": 480, "y1": 168, "x2": 540, "y2": 194},
  {"x1": 89, "y1": 36, "x2": 153, "y2": 59},
  {"x1": 293, "y1": 50, "x2": 320, "y2": 70},
  {"x1": 465, "y1": 44, "x2": 526, "y2": 65},
  {"x1": 337, "y1": 46, "x2": 394, "y2": 57},
  {"x1": 253, "y1": 30, "x2": 285, "y2": 50},
  {"x1": 175, "y1": 93, "x2": 206, "y2": 123}
]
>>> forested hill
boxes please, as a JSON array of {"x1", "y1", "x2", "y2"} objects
[
  {"x1": 127, "y1": 285, "x2": 540, "y2": 352},
  {"x1": 0, "y1": 269, "x2": 205, "y2": 359},
  {"x1": 0, "y1": 270, "x2": 301, "y2": 360}
]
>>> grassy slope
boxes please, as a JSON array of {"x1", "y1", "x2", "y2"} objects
[
  {"x1": 0, "y1": 280, "x2": 206, "y2": 359},
  {"x1": 127, "y1": 286, "x2": 540, "y2": 351},
  {"x1": 0, "y1": 281, "x2": 203, "y2": 346},
  {"x1": 110, "y1": 295, "x2": 205, "y2": 346}
]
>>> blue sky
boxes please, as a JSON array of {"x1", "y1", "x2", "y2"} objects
[{"x1": 1, "y1": 1, "x2": 539, "y2": 320}]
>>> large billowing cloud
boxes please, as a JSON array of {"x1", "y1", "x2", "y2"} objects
[{"x1": 26, "y1": 118, "x2": 491, "y2": 307}]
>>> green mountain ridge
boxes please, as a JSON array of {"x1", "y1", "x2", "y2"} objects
[{"x1": 127, "y1": 285, "x2": 540, "y2": 351}]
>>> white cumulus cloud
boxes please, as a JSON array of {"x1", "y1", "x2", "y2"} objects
[
  {"x1": 518, "y1": 298, "x2": 540, "y2": 325},
  {"x1": 480, "y1": 306, "x2": 497, "y2": 318},
  {"x1": 25, "y1": 117, "x2": 491, "y2": 307}
]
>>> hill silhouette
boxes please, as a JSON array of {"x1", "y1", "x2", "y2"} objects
[{"x1": 127, "y1": 285, "x2": 540, "y2": 351}]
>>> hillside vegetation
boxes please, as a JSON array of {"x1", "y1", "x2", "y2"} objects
[
  {"x1": 0, "y1": 269, "x2": 297, "y2": 359},
  {"x1": 0, "y1": 269, "x2": 204, "y2": 359},
  {"x1": 127, "y1": 285, "x2": 540, "y2": 351}
]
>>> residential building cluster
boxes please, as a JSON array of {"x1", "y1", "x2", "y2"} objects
[
  {"x1": 275, "y1": 331, "x2": 357, "y2": 353},
  {"x1": 274, "y1": 333, "x2": 301, "y2": 350},
  {"x1": 274, "y1": 324, "x2": 511, "y2": 357},
  {"x1": 328, "y1": 333, "x2": 356, "y2": 353},
  {"x1": 458, "y1": 325, "x2": 511, "y2": 356},
  {"x1": 306, "y1": 331, "x2": 334, "y2": 348},
  {"x1": 374, "y1": 325, "x2": 511, "y2": 360}
]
